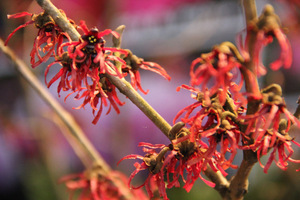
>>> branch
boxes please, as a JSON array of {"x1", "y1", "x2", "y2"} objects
[
  {"x1": 35, "y1": 0, "x2": 172, "y2": 137},
  {"x1": 204, "y1": 167, "x2": 230, "y2": 198},
  {"x1": 222, "y1": 1, "x2": 259, "y2": 199}
]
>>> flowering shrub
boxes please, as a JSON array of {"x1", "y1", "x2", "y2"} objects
[{"x1": 1, "y1": 0, "x2": 300, "y2": 200}]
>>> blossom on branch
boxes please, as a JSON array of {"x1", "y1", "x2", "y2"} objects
[
  {"x1": 59, "y1": 20, "x2": 128, "y2": 81},
  {"x1": 119, "y1": 125, "x2": 232, "y2": 199},
  {"x1": 238, "y1": 4, "x2": 292, "y2": 76},
  {"x1": 60, "y1": 167, "x2": 147, "y2": 200},
  {"x1": 118, "y1": 142, "x2": 170, "y2": 199},
  {"x1": 174, "y1": 86, "x2": 241, "y2": 169},
  {"x1": 122, "y1": 50, "x2": 171, "y2": 94},
  {"x1": 67, "y1": 76, "x2": 124, "y2": 124},
  {"x1": 5, "y1": 11, "x2": 72, "y2": 68},
  {"x1": 241, "y1": 84, "x2": 300, "y2": 172},
  {"x1": 189, "y1": 42, "x2": 243, "y2": 105}
]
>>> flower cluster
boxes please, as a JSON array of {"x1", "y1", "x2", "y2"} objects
[
  {"x1": 120, "y1": 5, "x2": 300, "y2": 198},
  {"x1": 119, "y1": 124, "x2": 234, "y2": 199},
  {"x1": 49, "y1": 20, "x2": 128, "y2": 123},
  {"x1": 241, "y1": 84, "x2": 300, "y2": 172},
  {"x1": 238, "y1": 4, "x2": 292, "y2": 76},
  {"x1": 5, "y1": 11, "x2": 73, "y2": 68},
  {"x1": 6, "y1": 11, "x2": 170, "y2": 124},
  {"x1": 189, "y1": 42, "x2": 244, "y2": 105},
  {"x1": 122, "y1": 49, "x2": 171, "y2": 94},
  {"x1": 6, "y1": 3, "x2": 300, "y2": 200},
  {"x1": 173, "y1": 87, "x2": 241, "y2": 170},
  {"x1": 60, "y1": 166, "x2": 148, "y2": 200}
]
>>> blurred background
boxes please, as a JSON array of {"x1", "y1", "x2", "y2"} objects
[{"x1": 0, "y1": 0, "x2": 299, "y2": 199}]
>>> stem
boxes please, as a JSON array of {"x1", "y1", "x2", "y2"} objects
[
  {"x1": 0, "y1": 38, "x2": 110, "y2": 173},
  {"x1": 223, "y1": 1, "x2": 259, "y2": 199},
  {"x1": 241, "y1": 0, "x2": 260, "y2": 103},
  {"x1": 243, "y1": 0, "x2": 257, "y2": 25},
  {"x1": 204, "y1": 167, "x2": 229, "y2": 198}
]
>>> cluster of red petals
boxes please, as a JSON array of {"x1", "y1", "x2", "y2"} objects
[
  {"x1": 119, "y1": 140, "x2": 224, "y2": 200},
  {"x1": 60, "y1": 170, "x2": 148, "y2": 200},
  {"x1": 127, "y1": 61, "x2": 171, "y2": 94},
  {"x1": 237, "y1": 6, "x2": 293, "y2": 76},
  {"x1": 70, "y1": 79, "x2": 125, "y2": 124},
  {"x1": 174, "y1": 88, "x2": 241, "y2": 170},
  {"x1": 241, "y1": 101, "x2": 300, "y2": 172},
  {"x1": 244, "y1": 27, "x2": 293, "y2": 76},
  {"x1": 6, "y1": 12, "x2": 171, "y2": 124},
  {"x1": 118, "y1": 143, "x2": 169, "y2": 199},
  {"x1": 122, "y1": 51, "x2": 171, "y2": 94},
  {"x1": 5, "y1": 11, "x2": 72, "y2": 68},
  {"x1": 189, "y1": 47, "x2": 243, "y2": 105},
  {"x1": 47, "y1": 20, "x2": 128, "y2": 123}
]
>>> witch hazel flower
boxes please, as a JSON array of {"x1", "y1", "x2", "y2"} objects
[
  {"x1": 65, "y1": 76, "x2": 124, "y2": 124},
  {"x1": 45, "y1": 52, "x2": 124, "y2": 124},
  {"x1": 119, "y1": 124, "x2": 226, "y2": 199},
  {"x1": 166, "y1": 123, "x2": 217, "y2": 190},
  {"x1": 174, "y1": 88, "x2": 242, "y2": 169},
  {"x1": 60, "y1": 165, "x2": 148, "y2": 200},
  {"x1": 241, "y1": 84, "x2": 300, "y2": 172},
  {"x1": 122, "y1": 49, "x2": 171, "y2": 94},
  {"x1": 189, "y1": 42, "x2": 244, "y2": 105},
  {"x1": 256, "y1": 5, "x2": 292, "y2": 70},
  {"x1": 256, "y1": 128, "x2": 300, "y2": 173},
  {"x1": 173, "y1": 85, "x2": 214, "y2": 141},
  {"x1": 5, "y1": 11, "x2": 72, "y2": 68},
  {"x1": 44, "y1": 52, "x2": 73, "y2": 95},
  {"x1": 118, "y1": 142, "x2": 170, "y2": 199},
  {"x1": 60, "y1": 20, "x2": 128, "y2": 83},
  {"x1": 239, "y1": 4, "x2": 292, "y2": 76}
]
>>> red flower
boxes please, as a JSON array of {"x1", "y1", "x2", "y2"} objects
[
  {"x1": 238, "y1": 5, "x2": 292, "y2": 76},
  {"x1": 173, "y1": 85, "x2": 211, "y2": 123},
  {"x1": 5, "y1": 11, "x2": 72, "y2": 68},
  {"x1": 66, "y1": 77, "x2": 124, "y2": 124},
  {"x1": 174, "y1": 85, "x2": 242, "y2": 169},
  {"x1": 60, "y1": 20, "x2": 128, "y2": 81},
  {"x1": 123, "y1": 50, "x2": 171, "y2": 94},
  {"x1": 240, "y1": 85, "x2": 300, "y2": 172},
  {"x1": 43, "y1": 20, "x2": 130, "y2": 124},
  {"x1": 189, "y1": 43, "x2": 243, "y2": 105},
  {"x1": 259, "y1": 132, "x2": 300, "y2": 173},
  {"x1": 252, "y1": 28, "x2": 292, "y2": 72},
  {"x1": 119, "y1": 135, "x2": 217, "y2": 199},
  {"x1": 44, "y1": 52, "x2": 73, "y2": 96},
  {"x1": 118, "y1": 142, "x2": 169, "y2": 200},
  {"x1": 60, "y1": 168, "x2": 147, "y2": 200}
]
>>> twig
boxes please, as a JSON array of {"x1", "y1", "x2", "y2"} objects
[{"x1": 204, "y1": 167, "x2": 230, "y2": 198}]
